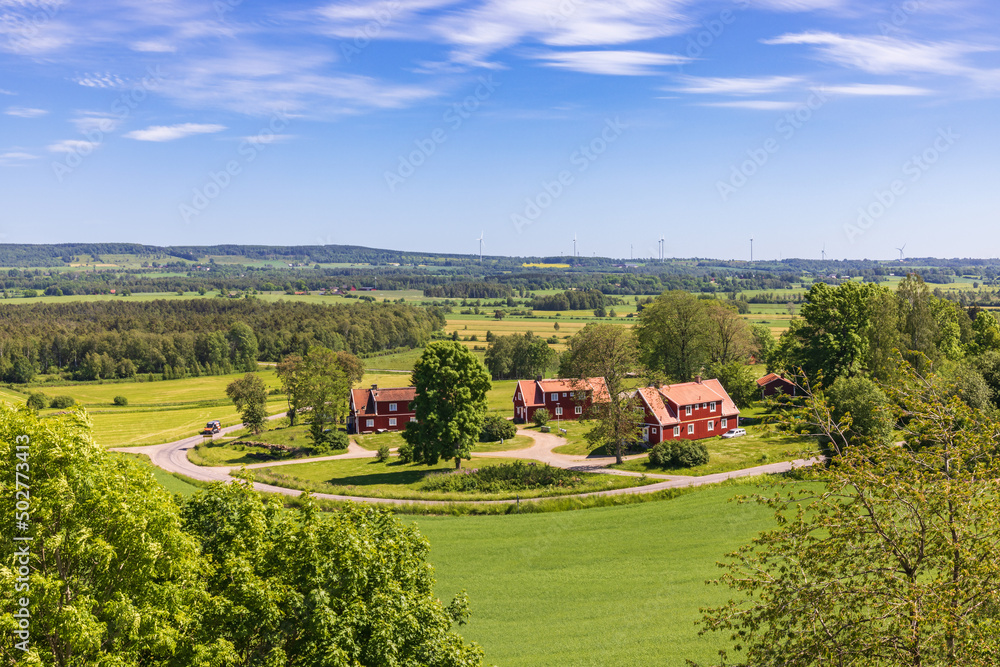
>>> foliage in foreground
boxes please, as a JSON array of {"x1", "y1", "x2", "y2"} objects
[
  {"x1": 647, "y1": 440, "x2": 709, "y2": 468},
  {"x1": 421, "y1": 461, "x2": 582, "y2": 493},
  {"x1": 0, "y1": 406, "x2": 485, "y2": 666},
  {"x1": 697, "y1": 362, "x2": 1000, "y2": 666}
]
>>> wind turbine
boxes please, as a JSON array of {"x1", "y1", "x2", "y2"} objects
[
  {"x1": 821, "y1": 243, "x2": 826, "y2": 261},
  {"x1": 750, "y1": 238, "x2": 753, "y2": 262},
  {"x1": 896, "y1": 244, "x2": 906, "y2": 261},
  {"x1": 476, "y1": 231, "x2": 484, "y2": 263},
  {"x1": 658, "y1": 235, "x2": 665, "y2": 263},
  {"x1": 573, "y1": 233, "x2": 577, "y2": 258}
]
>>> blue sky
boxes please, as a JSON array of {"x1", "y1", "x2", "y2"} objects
[{"x1": 1, "y1": 0, "x2": 998, "y2": 260}]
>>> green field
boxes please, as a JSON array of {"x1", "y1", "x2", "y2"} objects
[
  {"x1": 241, "y1": 456, "x2": 655, "y2": 501},
  {"x1": 34, "y1": 370, "x2": 281, "y2": 406},
  {"x1": 415, "y1": 481, "x2": 779, "y2": 666},
  {"x1": 189, "y1": 422, "x2": 344, "y2": 466}
]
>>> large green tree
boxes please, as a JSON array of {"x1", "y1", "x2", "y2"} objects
[
  {"x1": 225, "y1": 372, "x2": 268, "y2": 434},
  {"x1": 403, "y1": 341, "x2": 491, "y2": 468},
  {"x1": 484, "y1": 332, "x2": 555, "y2": 380},
  {"x1": 634, "y1": 290, "x2": 709, "y2": 382},
  {"x1": 295, "y1": 347, "x2": 353, "y2": 449},
  {"x1": 561, "y1": 324, "x2": 643, "y2": 464},
  {"x1": 699, "y1": 363, "x2": 1000, "y2": 666}
]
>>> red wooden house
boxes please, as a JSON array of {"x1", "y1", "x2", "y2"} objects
[
  {"x1": 634, "y1": 377, "x2": 740, "y2": 444},
  {"x1": 756, "y1": 373, "x2": 798, "y2": 398},
  {"x1": 512, "y1": 377, "x2": 610, "y2": 423},
  {"x1": 348, "y1": 385, "x2": 417, "y2": 434}
]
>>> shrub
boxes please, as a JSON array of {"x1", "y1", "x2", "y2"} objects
[
  {"x1": 397, "y1": 441, "x2": 414, "y2": 464},
  {"x1": 26, "y1": 392, "x2": 47, "y2": 411},
  {"x1": 422, "y1": 461, "x2": 581, "y2": 493},
  {"x1": 479, "y1": 414, "x2": 516, "y2": 442},
  {"x1": 113, "y1": 395, "x2": 128, "y2": 406},
  {"x1": 532, "y1": 408, "x2": 551, "y2": 427},
  {"x1": 49, "y1": 395, "x2": 75, "y2": 409},
  {"x1": 647, "y1": 440, "x2": 710, "y2": 469},
  {"x1": 376, "y1": 444, "x2": 390, "y2": 463},
  {"x1": 312, "y1": 429, "x2": 348, "y2": 454}
]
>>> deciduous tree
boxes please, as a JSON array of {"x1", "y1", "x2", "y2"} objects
[{"x1": 226, "y1": 372, "x2": 268, "y2": 434}]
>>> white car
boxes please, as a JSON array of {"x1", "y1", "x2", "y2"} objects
[{"x1": 721, "y1": 428, "x2": 747, "y2": 439}]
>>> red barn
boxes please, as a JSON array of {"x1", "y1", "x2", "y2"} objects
[
  {"x1": 348, "y1": 385, "x2": 417, "y2": 434},
  {"x1": 512, "y1": 377, "x2": 610, "y2": 423},
  {"x1": 756, "y1": 373, "x2": 798, "y2": 398},
  {"x1": 634, "y1": 377, "x2": 740, "y2": 444}
]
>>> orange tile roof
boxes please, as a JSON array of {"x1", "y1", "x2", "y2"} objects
[
  {"x1": 371, "y1": 387, "x2": 416, "y2": 403},
  {"x1": 636, "y1": 386, "x2": 678, "y2": 426},
  {"x1": 756, "y1": 372, "x2": 785, "y2": 387},
  {"x1": 654, "y1": 378, "x2": 740, "y2": 418}
]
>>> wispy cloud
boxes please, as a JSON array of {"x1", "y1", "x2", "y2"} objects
[
  {"x1": 48, "y1": 139, "x2": 97, "y2": 153},
  {"x1": 672, "y1": 75, "x2": 804, "y2": 96},
  {"x1": 0, "y1": 151, "x2": 40, "y2": 166},
  {"x1": 73, "y1": 72, "x2": 126, "y2": 88},
  {"x1": 71, "y1": 111, "x2": 124, "y2": 134},
  {"x1": 242, "y1": 133, "x2": 295, "y2": 145},
  {"x1": 124, "y1": 123, "x2": 227, "y2": 142},
  {"x1": 0, "y1": 88, "x2": 15, "y2": 95},
  {"x1": 129, "y1": 39, "x2": 176, "y2": 53},
  {"x1": 698, "y1": 100, "x2": 800, "y2": 110},
  {"x1": 5, "y1": 106, "x2": 47, "y2": 117},
  {"x1": 825, "y1": 83, "x2": 933, "y2": 96},
  {"x1": 536, "y1": 50, "x2": 688, "y2": 76}
]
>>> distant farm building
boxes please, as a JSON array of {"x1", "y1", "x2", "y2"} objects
[
  {"x1": 756, "y1": 373, "x2": 798, "y2": 398},
  {"x1": 348, "y1": 385, "x2": 416, "y2": 434},
  {"x1": 512, "y1": 377, "x2": 610, "y2": 423},
  {"x1": 634, "y1": 377, "x2": 740, "y2": 444}
]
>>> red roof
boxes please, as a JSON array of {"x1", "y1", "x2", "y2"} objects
[
  {"x1": 350, "y1": 386, "x2": 416, "y2": 417},
  {"x1": 756, "y1": 372, "x2": 789, "y2": 387},
  {"x1": 635, "y1": 386, "x2": 679, "y2": 426},
  {"x1": 370, "y1": 387, "x2": 417, "y2": 403},
  {"x1": 517, "y1": 377, "x2": 611, "y2": 405},
  {"x1": 637, "y1": 378, "x2": 740, "y2": 427}
]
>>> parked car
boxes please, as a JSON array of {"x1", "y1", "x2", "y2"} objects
[
  {"x1": 201, "y1": 420, "x2": 222, "y2": 436},
  {"x1": 721, "y1": 428, "x2": 747, "y2": 439}
]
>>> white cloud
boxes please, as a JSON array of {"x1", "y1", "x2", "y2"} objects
[
  {"x1": 825, "y1": 83, "x2": 933, "y2": 95},
  {"x1": 124, "y1": 123, "x2": 227, "y2": 142},
  {"x1": 673, "y1": 75, "x2": 804, "y2": 95},
  {"x1": 242, "y1": 133, "x2": 295, "y2": 145},
  {"x1": 0, "y1": 151, "x2": 40, "y2": 166},
  {"x1": 5, "y1": 106, "x2": 47, "y2": 117},
  {"x1": 536, "y1": 50, "x2": 687, "y2": 76},
  {"x1": 751, "y1": 0, "x2": 847, "y2": 10},
  {"x1": 48, "y1": 139, "x2": 97, "y2": 153},
  {"x1": 71, "y1": 111, "x2": 123, "y2": 134},
  {"x1": 0, "y1": 88, "x2": 15, "y2": 95},
  {"x1": 763, "y1": 31, "x2": 992, "y2": 76},
  {"x1": 130, "y1": 39, "x2": 176, "y2": 53},
  {"x1": 73, "y1": 72, "x2": 126, "y2": 88},
  {"x1": 698, "y1": 100, "x2": 800, "y2": 110}
]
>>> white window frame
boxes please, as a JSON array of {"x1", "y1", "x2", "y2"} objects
[
  {"x1": 555, "y1": 407, "x2": 563, "y2": 416},
  {"x1": 366, "y1": 419, "x2": 374, "y2": 428},
  {"x1": 574, "y1": 406, "x2": 582, "y2": 415},
  {"x1": 721, "y1": 418, "x2": 728, "y2": 429},
  {"x1": 708, "y1": 420, "x2": 714, "y2": 431},
  {"x1": 673, "y1": 426, "x2": 680, "y2": 436},
  {"x1": 688, "y1": 423, "x2": 694, "y2": 435},
  {"x1": 710, "y1": 402, "x2": 716, "y2": 412},
  {"x1": 702, "y1": 402, "x2": 707, "y2": 409},
  {"x1": 389, "y1": 402, "x2": 397, "y2": 412},
  {"x1": 551, "y1": 393, "x2": 558, "y2": 401},
  {"x1": 410, "y1": 417, "x2": 417, "y2": 422},
  {"x1": 389, "y1": 418, "x2": 397, "y2": 427},
  {"x1": 562, "y1": 392, "x2": 567, "y2": 397},
  {"x1": 651, "y1": 427, "x2": 657, "y2": 434},
  {"x1": 685, "y1": 405, "x2": 692, "y2": 416}
]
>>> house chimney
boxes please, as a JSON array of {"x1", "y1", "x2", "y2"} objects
[
  {"x1": 371, "y1": 384, "x2": 378, "y2": 390},
  {"x1": 536, "y1": 375, "x2": 543, "y2": 382},
  {"x1": 695, "y1": 375, "x2": 702, "y2": 384}
]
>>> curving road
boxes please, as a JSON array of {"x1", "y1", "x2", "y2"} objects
[{"x1": 112, "y1": 421, "x2": 821, "y2": 506}]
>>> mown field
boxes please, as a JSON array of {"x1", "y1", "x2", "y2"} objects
[{"x1": 415, "y1": 481, "x2": 782, "y2": 666}]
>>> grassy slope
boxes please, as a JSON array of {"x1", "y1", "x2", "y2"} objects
[
  {"x1": 34, "y1": 370, "x2": 281, "y2": 406},
  {"x1": 414, "y1": 482, "x2": 778, "y2": 666}
]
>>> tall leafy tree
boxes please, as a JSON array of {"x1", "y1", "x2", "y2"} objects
[
  {"x1": 704, "y1": 301, "x2": 754, "y2": 366},
  {"x1": 225, "y1": 372, "x2": 268, "y2": 434},
  {"x1": 562, "y1": 324, "x2": 643, "y2": 464},
  {"x1": 275, "y1": 353, "x2": 304, "y2": 424},
  {"x1": 699, "y1": 362, "x2": 1000, "y2": 666},
  {"x1": 403, "y1": 341, "x2": 491, "y2": 468},
  {"x1": 296, "y1": 346, "x2": 351, "y2": 449},
  {"x1": 484, "y1": 332, "x2": 555, "y2": 380},
  {"x1": 227, "y1": 322, "x2": 259, "y2": 372},
  {"x1": 634, "y1": 290, "x2": 708, "y2": 382}
]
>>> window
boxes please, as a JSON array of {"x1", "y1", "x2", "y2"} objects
[
  {"x1": 721, "y1": 418, "x2": 728, "y2": 429},
  {"x1": 562, "y1": 392, "x2": 567, "y2": 397},
  {"x1": 389, "y1": 418, "x2": 397, "y2": 426},
  {"x1": 687, "y1": 423, "x2": 694, "y2": 434},
  {"x1": 389, "y1": 403, "x2": 397, "y2": 412},
  {"x1": 708, "y1": 420, "x2": 714, "y2": 431},
  {"x1": 710, "y1": 402, "x2": 716, "y2": 412},
  {"x1": 551, "y1": 393, "x2": 558, "y2": 401},
  {"x1": 574, "y1": 406, "x2": 582, "y2": 415},
  {"x1": 410, "y1": 417, "x2": 417, "y2": 422},
  {"x1": 651, "y1": 427, "x2": 657, "y2": 433},
  {"x1": 702, "y1": 402, "x2": 707, "y2": 409},
  {"x1": 555, "y1": 407, "x2": 563, "y2": 416},
  {"x1": 673, "y1": 426, "x2": 680, "y2": 436},
  {"x1": 366, "y1": 419, "x2": 374, "y2": 428},
  {"x1": 685, "y1": 405, "x2": 692, "y2": 416}
]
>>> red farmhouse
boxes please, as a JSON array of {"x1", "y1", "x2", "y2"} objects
[
  {"x1": 634, "y1": 377, "x2": 740, "y2": 444},
  {"x1": 348, "y1": 385, "x2": 416, "y2": 434},
  {"x1": 756, "y1": 372, "x2": 798, "y2": 398},
  {"x1": 512, "y1": 377, "x2": 610, "y2": 423}
]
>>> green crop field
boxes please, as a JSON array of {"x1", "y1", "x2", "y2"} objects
[
  {"x1": 414, "y1": 481, "x2": 781, "y2": 666},
  {"x1": 34, "y1": 370, "x2": 281, "y2": 406}
]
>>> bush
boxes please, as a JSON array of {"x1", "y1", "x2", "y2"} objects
[
  {"x1": 397, "y1": 441, "x2": 414, "y2": 464},
  {"x1": 49, "y1": 395, "x2": 75, "y2": 409},
  {"x1": 479, "y1": 414, "x2": 516, "y2": 442},
  {"x1": 532, "y1": 408, "x2": 551, "y2": 427},
  {"x1": 422, "y1": 461, "x2": 581, "y2": 493},
  {"x1": 26, "y1": 392, "x2": 47, "y2": 411},
  {"x1": 647, "y1": 440, "x2": 709, "y2": 469},
  {"x1": 826, "y1": 376, "x2": 894, "y2": 448},
  {"x1": 312, "y1": 429, "x2": 348, "y2": 454},
  {"x1": 376, "y1": 444, "x2": 390, "y2": 463},
  {"x1": 113, "y1": 395, "x2": 128, "y2": 406}
]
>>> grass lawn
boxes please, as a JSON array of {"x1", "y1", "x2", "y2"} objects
[
  {"x1": 413, "y1": 482, "x2": 783, "y2": 666},
  {"x1": 241, "y1": 456, "x2": 655, "y2": 501},
  {"x1": 472, "y1": 434, "x2": 533, "y2": 453},
  {"x1": 353, "y1": 430, "x2": 408, "y2": 451},
  {"x1": 0, "y1": 386, "x2": 27, "y2": 404},
  {"x1": 190, "y1": 422, "x2": 346, "y2": 466},
  {"x1": 32, "y1": 370, "x2": 281, "y2": 407},
  {"x1": 612, "y1": 426, "x2": 819, "y2": 477},
  {"x1": 541, "y1": 420, "x2": 607, "y2": 456}
]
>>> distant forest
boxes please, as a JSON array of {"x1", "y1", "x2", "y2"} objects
[{"x1": 0, "y1": 299, "x2": 445, "y2": 383}]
